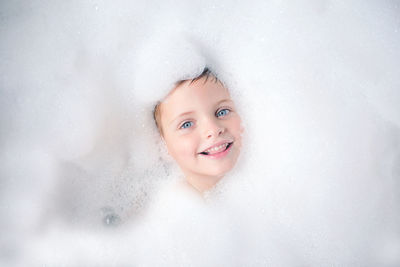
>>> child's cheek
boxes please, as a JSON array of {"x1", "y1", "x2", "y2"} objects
[
  {"x1": 230, "y1": 116, "x2": 242, "y2": 132},
  {"x1": 179, "y1": 135, "x2": 198, "y2": 157}
]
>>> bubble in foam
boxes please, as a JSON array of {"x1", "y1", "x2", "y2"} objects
[{"x1": 101, "y1": 207, "x2": 121, "y2": 227}]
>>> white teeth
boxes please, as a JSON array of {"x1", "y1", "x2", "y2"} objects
[{"x1": 204, "y1": 143, "x2": 229, "y2": 154}]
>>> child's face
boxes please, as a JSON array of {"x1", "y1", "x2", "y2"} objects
[{"x1": 159, "y1": 77, "x2": 243, "y2": 192}]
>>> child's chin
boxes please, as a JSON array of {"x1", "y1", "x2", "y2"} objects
[{"x1": 206, "y1": 164, "x2": 235, "y2": 177}]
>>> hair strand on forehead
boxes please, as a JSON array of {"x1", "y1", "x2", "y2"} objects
[{"x1": 175, "y1": 67, "x2": 220, "y2": 87}]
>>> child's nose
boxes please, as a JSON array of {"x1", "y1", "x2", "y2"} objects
[{"x1": 204, "y1": 119, "x2": 225, "y2": 139}]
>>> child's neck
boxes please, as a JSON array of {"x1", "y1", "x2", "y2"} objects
[{"x1": 185, "y1": 174, "x2": 223, "y2": 193}]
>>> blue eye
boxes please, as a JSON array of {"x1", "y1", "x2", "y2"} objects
[
  {"x1": 180, "y1": 121, "x2": 193, "y2": 129},
  {"x1": 216, "y1": 109, "x2": 230, "y2": 117}
]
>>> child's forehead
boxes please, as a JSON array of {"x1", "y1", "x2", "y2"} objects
[
  {"x1": 164, "y1": 77, "x2": 230, "y2": 105},
  {"x1": 159, "y1": 78, "x2": 234, "y2": 127}
]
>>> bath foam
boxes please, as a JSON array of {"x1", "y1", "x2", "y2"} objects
[
  {"x1": 132, "y1": 31, "x2": 207, "y2": 104},
  {"x1": 0, "y1": 0, "x2": 399, "y2": 266}
]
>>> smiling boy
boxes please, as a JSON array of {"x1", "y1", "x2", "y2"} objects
[{"x1": 153, "y1": 68, "x2": 243, "y2": 193}]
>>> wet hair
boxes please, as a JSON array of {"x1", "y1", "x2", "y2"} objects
[
  {"x1": 153, "y1": 67, "x2": 220, "y2": 136},
  {"x1": 175, "y1": 67, "x2": 219, "y2": 87}
]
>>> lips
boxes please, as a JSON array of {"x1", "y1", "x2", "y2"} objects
[{"x1": 199, "y1": 141, "x2": 233, "y2": 155}]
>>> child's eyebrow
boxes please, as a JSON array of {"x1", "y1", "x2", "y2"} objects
[
  {"x1": 169, "y1": 111, "x2": 195, "y2": 125},
  {"x1": 217, "y1": 99, "x2": 233, "y2": 105}
]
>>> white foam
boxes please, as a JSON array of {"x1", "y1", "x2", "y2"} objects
[{"x1": 1, "y1": 0, "x2": 399, "y2": 266}]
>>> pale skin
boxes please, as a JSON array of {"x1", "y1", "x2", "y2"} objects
[{"x1": 159, "y1": 77, "x2": 243, "y2": 193}]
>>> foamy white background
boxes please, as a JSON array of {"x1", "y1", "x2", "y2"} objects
[{"x1": 1, "y1": 0, "x2": 399, "y2": 266}]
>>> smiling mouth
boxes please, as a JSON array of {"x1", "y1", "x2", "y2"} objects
[{"x1": 199, "y1": 142, "x2": 233, "y2": 155}]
